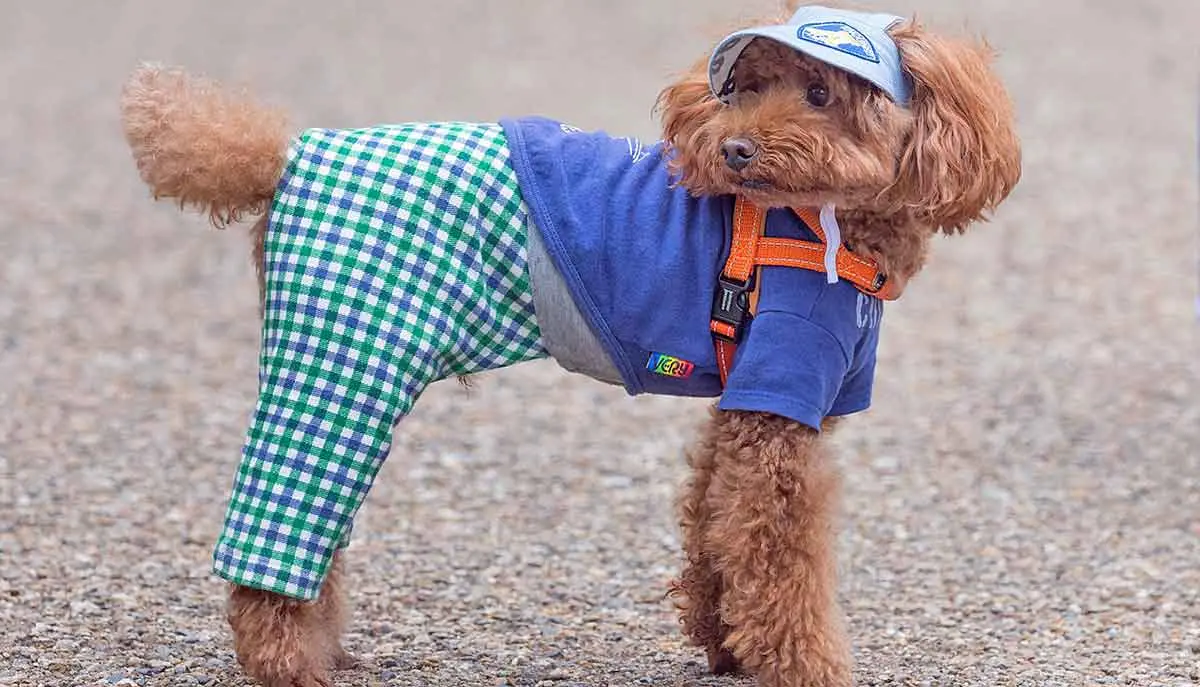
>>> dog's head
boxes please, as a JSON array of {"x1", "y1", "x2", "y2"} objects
[{"x1": 657, "y1": 5, "x2": 1021, "y2": 236}]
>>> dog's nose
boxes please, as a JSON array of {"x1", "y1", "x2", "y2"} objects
[{"x1": 721, "y1": 138, "x2": 758, "y2": 171}]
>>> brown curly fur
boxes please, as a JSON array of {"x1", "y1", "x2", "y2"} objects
[
  {"x1": 657, "y1": 17, "x2": 1021, "y2": 285},
  {"x1": 657, "y1": 11, "x2": 1018, "y2": 687},
  {"x1": 119, "y1": 6, "x2": 1019, "y2": 687},
  {"x1": 671, "y1": 412, "x2": 848, "y2": 685},
  {"x1": 226, "y1": 552, "x2": 354, "y2": 687},
  {"x1": 121, "y1": 64, "x2": 289, "y2": 229}
]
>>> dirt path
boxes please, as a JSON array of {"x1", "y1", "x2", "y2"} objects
[{"x1": 2, "y1": 1, "x2": 1197, "y2": 685}]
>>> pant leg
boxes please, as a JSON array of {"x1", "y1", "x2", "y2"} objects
[
  {"x1": 210, "y1": 123, "x2": 546, "y2": 601},
  {"x1": 211, "y1": 233, "x2": 446, "y2": 600}
]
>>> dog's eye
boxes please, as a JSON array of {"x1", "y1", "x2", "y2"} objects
[{"x1": 805, "y1": 83, "x2": 829, "y2": 108}]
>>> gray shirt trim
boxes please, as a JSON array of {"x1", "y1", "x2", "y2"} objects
[{"x1": 526, "y1": 219, "x2": 624, "y2": 386}]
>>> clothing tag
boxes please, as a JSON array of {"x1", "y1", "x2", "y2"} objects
[
  {"x1": 646, "y1": 352, "x2": 695, "y2": 379},
  {"x1": 819, "y1": 202, "x2": 841, "y2": 284}
]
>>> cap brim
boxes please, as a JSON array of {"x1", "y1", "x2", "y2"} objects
[
  {"x1": 708, "y1": 26, "x2": 799, "y2": 100},
  {"x1": 707, "y1": 22, "x2": 911, "y2": 106}
]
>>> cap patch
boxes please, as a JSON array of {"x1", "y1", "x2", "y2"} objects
[{"x1": 797, "y1": 22, "x2": 880, "y2": 63}]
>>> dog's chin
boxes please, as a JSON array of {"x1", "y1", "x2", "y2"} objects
[
  {"x1": 730, "y1": 179, "x2": 830, "y2": 209},
  {"x1": 739, "y1": 179, "x2": 775, "y2": 191},
  {"x1": 729, "y1": 179, "x2": 888, "y2": 211},
  {"x1": 737, "y1": 184, "x2": 794, "y2": 209},
  {"x1": 681, "y1": 169, "x2": 867, "y2": 209}
]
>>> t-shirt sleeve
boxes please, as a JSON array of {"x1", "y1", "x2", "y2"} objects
[
  {"x1": 716, "y1": 310, "x2": 850, "y2": 430},
  {"x1": 828, "y1": 341, "x2": 876, "y2": 416}
]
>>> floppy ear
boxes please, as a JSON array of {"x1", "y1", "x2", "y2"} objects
[
  {"x1": 655, "y1": 57, "x2": 723, "y2": 182},
  {"x1": 885, "y1": 22, "x2": 1022, "y2": 232}
]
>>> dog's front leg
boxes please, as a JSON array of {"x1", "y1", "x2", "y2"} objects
[
  {"x1": 670, "y1": 406, "x2": 740, "y2": 675},
  {"x1": 706, "y1": 410, "x2": 851, "y2": 687}
]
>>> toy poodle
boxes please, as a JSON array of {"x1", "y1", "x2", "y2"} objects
[{"x1": 120, "y1": 3, "x2": 1019, "y2": 686}]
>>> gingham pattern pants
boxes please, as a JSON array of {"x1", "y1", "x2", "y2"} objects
[{"x1": 213, "y1": 123, "x2": 546, "y2": 600}]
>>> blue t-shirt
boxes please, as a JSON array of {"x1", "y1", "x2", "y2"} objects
[{"x1": 500, "y1": 117, "x2": 883, "y2": 430}]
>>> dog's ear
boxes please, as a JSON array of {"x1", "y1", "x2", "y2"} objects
[
  {"x1": 884, "y1": 22, "x2": 1021, "y2": 233},
  {"x1": 655, "y1": 57, "x2": 723, "y2": 178}
]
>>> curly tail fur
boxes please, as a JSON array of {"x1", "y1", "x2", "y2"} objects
[{"x1": 120, "y1": 64, "x2": 290, "y2": 228}]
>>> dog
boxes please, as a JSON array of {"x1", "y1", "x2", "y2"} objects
[{"x1": 120, "y1": 4, "x2": 1019, "y2": 686}]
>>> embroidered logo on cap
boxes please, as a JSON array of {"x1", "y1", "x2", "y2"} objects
[
  {"x1": 647, "y1": 353, "x2": 695, "y2": 379},
  {"x1": 798, "y1": 22, "x2": 880, "y2": 63}
]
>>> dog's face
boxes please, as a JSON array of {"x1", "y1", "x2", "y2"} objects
[
  {"x1": 664, "y1": 38, "x2": 911, "y2": 211},
  {"x1": 658, "y1": 17, "x2": 1021, "y2": 235}
]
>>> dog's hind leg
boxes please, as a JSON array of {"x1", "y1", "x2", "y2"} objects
[
  {"x1": 214, "y1": 121, "x2": 543, "y2": 687},
  {"x1": 704, "y1": 411, "x2": 851, "y2": 687},
  {"x1": 215, "y1": 228, "x2": 432, "y2": 686},
  {"x1": 228, "y1": 584, "x2": 334, "y2": 687},
  {"x1": 670, "y1": 405, "x2": 739, "y2": 674},
  {"x1": 225, "y1": 552, "x2": 355, "y2": 687},
  {"x1": 316, "y1": 551, "x2": 357, "y2": 670}
]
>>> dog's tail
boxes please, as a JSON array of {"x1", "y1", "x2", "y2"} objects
[{"x1": 120, "y1": 64, "x2": 291, "y2": 228}]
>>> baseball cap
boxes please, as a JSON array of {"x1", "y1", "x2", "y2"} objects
[{"x1": 707, "y1": 5, "x2": 913, "y2": 107}]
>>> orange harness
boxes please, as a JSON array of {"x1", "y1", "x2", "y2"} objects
[{"x1": 709, "y1": 198, "x2": 902, "y2": 386}]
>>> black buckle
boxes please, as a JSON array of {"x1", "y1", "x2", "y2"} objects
[
  {"x1": 870, "y1": 272, "x2": 887, "y2": 293},
  {"x1": 711, "y1": 275, "x2": 754, "y2": 342}
]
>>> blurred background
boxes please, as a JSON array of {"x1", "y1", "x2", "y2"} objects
[{"x1": 1, "y1": 1, "x2": 1197, "y2": 685}]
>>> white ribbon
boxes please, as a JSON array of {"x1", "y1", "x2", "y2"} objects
[{"x1": 819, "y1": 202, "x2": 841, "y2": 284}]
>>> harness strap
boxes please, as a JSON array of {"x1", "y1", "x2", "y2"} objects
[
  {"x1": 791, "y1": 207, "x2": 899, "y2": 296},
  {"x1": 709, "y1": 200, "x2": 764, "y2": 384},
  {"x1": 709, "y1": 198, "x2": 898, "y2": 386}
]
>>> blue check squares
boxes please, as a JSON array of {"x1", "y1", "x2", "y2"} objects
[{"x1": 213, "y1": 122, "x2": 546, "y2": 599}]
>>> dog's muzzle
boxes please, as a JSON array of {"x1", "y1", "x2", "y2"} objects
[{"x1": 721, "y1": 137, "x2": 758, "y2": 171}]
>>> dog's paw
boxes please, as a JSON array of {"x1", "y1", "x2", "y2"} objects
[
  {"x1": 260, "y1": 670, "x2": 333, "y2": 687},
  {"x1": 237, "y1": 647, "x2": 335, "y2": 687},
  {"x1": 707, "y1": 647, "x2": 742, "y2": 675},
  {"x1": 330, "y1": 647, "x2": 359, "y2": 671},
  {"x1": 752, "y1": 650, "x2": 851, "y2": 687}
]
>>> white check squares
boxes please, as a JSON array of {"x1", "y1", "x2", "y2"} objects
[{"x1": 213, "y1": 122, "x2": 547, "y2": 600}]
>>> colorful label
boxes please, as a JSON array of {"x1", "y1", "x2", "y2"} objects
[{"x1": 647, "y1": 352, "x2": 695, "y2": 379}]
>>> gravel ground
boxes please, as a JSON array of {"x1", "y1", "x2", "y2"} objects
[{"x1": 2, "y1": 1, "x2": 1198, "y2": 686}]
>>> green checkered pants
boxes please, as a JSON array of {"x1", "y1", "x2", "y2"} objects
[{"x1": 213, "y1": 123, "x2": 546, "y2": 599}]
